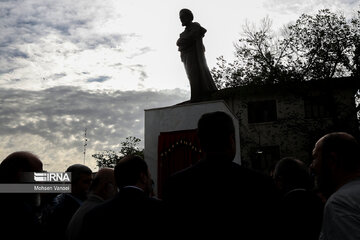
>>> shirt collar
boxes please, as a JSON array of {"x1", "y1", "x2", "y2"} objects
[{"x1": 121, "y1": 185, "x2": 144, "y2": 192}]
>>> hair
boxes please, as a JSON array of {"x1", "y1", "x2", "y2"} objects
[
  {"x1": 197, "y1": 111, "x2": 235, "y2": 152},
  {"x1": 114, "y1": 155, "x2": 148, "y2": 188},
  {"x1": 179, "y1": 8, "x2": 194, "y2": 21},
  {"x1": 0, "y1": 151, "x2": 41, "y2": 183},
  {"x1": 66, "y1": 164, "x2": 92, "y2": 184},
  {"x1": 274, "y1": 157, "x2": 312, "y2": 190},
  {"x1": 320, "y1": 132, "x2": 360, "y2": 172}
]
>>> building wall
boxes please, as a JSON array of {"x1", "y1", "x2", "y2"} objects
[{"x1": 217, "y1": 78, "x2": 359, "y2": 174}]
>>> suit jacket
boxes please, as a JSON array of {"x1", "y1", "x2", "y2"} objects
[
  {"x1": 279, "y1": 189, "x2": 324, "y2": 240},
  {"x1": 163, "y1": 157, "x2": 280, "y2": 239},
  {"x1": 42, "y1": 193, "x2": 82, "y2": 240},
  {"x1": 66, "y1": 194, "x2": 104, "y2": 240},
  {"x1": 0, "y1": 194, "x2": 43, "y2": 240},
  {"x1": 80, "y1": 187, "x2": 163, "y2": 240}
]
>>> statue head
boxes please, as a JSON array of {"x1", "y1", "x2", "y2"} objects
[{"x1": 179, "y1": 8, "x2": 193, "y2": 27}]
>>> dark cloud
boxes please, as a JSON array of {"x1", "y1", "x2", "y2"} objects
[
  {"x1": 0, "y1": 47, "x2": 29, "y2": 74},
  {"x1": 0, "y1": 68, "x2": 15, "y2": 74},
  {"x1": 86, "y1": 76, "x2": 111, "y2": 83},
  {"x1": 50, "y1": 73, "x2": 67, "y2": 79},
  {"x1": 0, "y1": 48, "x2": 29, "y2": 59},
  {"x1": 0, "y1": 87, "x2": 188, "y2": 169}
]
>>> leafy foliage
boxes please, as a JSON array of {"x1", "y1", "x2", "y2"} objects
[
  {"x1": 211, "y1": 9, "x2": 360, "y2": 88},
  {"x1": 92, "y1": 136, "x2": 144, "y2": 169},
  {"x1": 287, "y1": 9, "x2": 358, "y2": 80}
]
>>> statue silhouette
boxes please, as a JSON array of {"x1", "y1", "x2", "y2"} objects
[{"x1": 177, "y1": 9, "x2": 217, "y2": 102}]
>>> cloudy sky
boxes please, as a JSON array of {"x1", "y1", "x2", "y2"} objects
[{"x1": 0, "y1": 0, "x2": 358, "y2": 171}]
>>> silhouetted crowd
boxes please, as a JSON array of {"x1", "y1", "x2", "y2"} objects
[{"x1": 1, "y1": 111, "x2": 359, "y2": 240}]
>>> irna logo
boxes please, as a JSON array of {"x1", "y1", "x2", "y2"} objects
[{"x1": 34, "y1": 172, "x2": 71, "y2": 182}]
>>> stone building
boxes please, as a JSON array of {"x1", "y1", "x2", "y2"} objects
[{"x1": 212, "y1": 76, "x2": 359, "y2": 174}]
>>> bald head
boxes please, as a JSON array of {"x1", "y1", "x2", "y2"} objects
[
  {"x1": 93, "y1": 168, "x2": 115, "y2": 185},
  {"x1": 317, "y1": 132, "x2": 360, "y2": 172},
  {"x1": 273, "y1": 157, "x2": 312, "y2": 192},
  {"x1": 311, "y1": 132, "x2": 360, "y2": 197},
  {"x1": 0, "y1": 151, "x2": 43, "y2": 183},
  {"x1": 89, "y1": 168, "x2": 116, "y2": 200}
]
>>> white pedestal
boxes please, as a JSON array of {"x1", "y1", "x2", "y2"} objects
[{"x1": 144, "y1": 100, "x2": 241, "y2": 195}]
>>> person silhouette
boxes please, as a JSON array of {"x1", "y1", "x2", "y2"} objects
[
  {"x1": 41, "y1": 164, "x2": 92, "y2": 240},
  {"x1": 80, "y1": 155, "x2": 163, "y2": 240},
  {"x1": 163, "y1": 111, "x2": 279, "y2": 238},
  {"x1": 273, "y1": 157, "x2": 324, "y2": 240},
  {"x1": 66, "y1": 168, "x2": 117, "y2": 240},
  {"x1": 0, "y1": 151, "x2": 44, "y2": 240},
  {"x1": 177, "y1": 8, "x2": 217, "y2": 102},
  {"x1": 311, "y1": 132, "x2": 360, "y2": 240}
]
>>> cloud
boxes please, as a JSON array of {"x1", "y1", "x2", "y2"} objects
[
  {"x1": 0, "y1": 0, "x2": 151, "y2": 90},
  {"x1": 0, "y1": 86, "x2": 188, "y2": 171},
  {"x1": 126, "y1": 64, "x2": 148, "y2": 81},
  {"x1": 86, "y1": 76, "x2": 111, "y2": 83},
  {"x1": 263, "y1": 0, "x2": 359, "y2": 16},
  {"x1": 50, "y1": 73, "x2": 67, "y2": 79},
  {"x1": 0, "y1": 0, "x2": 128, "y2": 48},
  {"x1": 127, "y1": 47, "x2": 153, "y2": 59}
]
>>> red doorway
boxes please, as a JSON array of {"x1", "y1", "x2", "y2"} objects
[{"x1": 157, "y1": 129, "x2": 203, "y2": 198}]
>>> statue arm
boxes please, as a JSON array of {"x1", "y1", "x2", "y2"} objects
[{"x1": 176, "y1": 22, "x2": 206, "y2": 49}]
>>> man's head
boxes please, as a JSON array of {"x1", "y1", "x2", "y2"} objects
[
  {"x1": 0, "y1": 151, "x2": 43, "y2": 206},
  {"x1": 311, "y1": 132, "x2": 360, "y2": 197},
  {"x1": 0, "y1": 151, "x2": 43, "y2": 183},
  {"x1": 89, "y1": 168, "x2": 117, "y2": 200},
  {"x1": 179, "y1": 8, "x2": 193, "y2": 27},
  {"x1": 66, "y1": 164, "x2": 92, "y2": 201},
  {"x1": 197, "y1": 111, "x2": 236, "y2": 162},
  {"x1": 114, "y1": 155, "x2": 153, "y2": 196},
  {"x1": 273, "y1": 157, "x2": 312, "y2": 194}
]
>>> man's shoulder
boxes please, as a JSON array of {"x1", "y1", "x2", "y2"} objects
[
  {"x1": 162, "y1": 163, "x2": 202, "y2": 198},
  {"x1": 49, "y1": 193, "x2": 80, "y2": 212},
  {"x1": 170, "y1": 162, "x2": 199, "y2": 180},
  {"x1": 169, "y1": 160, "x2": 270, "y2": 180},
  {"x1": 82, "y1": 197, "x2": 118, "y2": 226},
  {"x1": 230, "y1": 163, "x2": 272, "y2": 181},
  {"x1": 327, "y1": 179, "x2": 360, "y2": 209}
]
